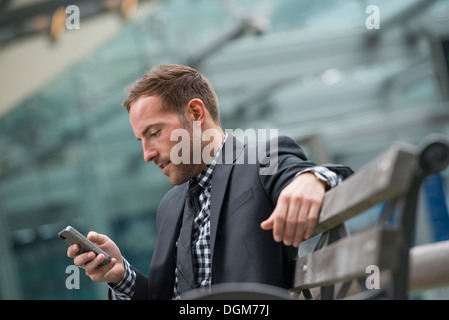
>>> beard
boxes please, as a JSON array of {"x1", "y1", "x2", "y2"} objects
[
  {"x1": 166, "y1": 118, "x2": 204, "y2": 186},
  {"x1": 168, "y1": 161, "x2": 198, "y2": 186}
]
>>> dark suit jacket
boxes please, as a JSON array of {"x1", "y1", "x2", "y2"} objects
[{"x1": 128, "y1": 135, "x2": 353, "y2": 299}]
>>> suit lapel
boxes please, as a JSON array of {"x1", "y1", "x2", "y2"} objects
[
  {"x1": 157, "y1": 189, "x2": 186, "y2": 245},
  {"x1": 209, "y1": 135, "x2": 244, "y2": 261},
  {"x1": 149, "y1": 185, "x2": 187, "y2": 298}
]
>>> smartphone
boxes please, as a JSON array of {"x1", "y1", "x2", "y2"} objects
[{"x1": 58, "y1": 226, "x2": 111, "y2": 267}]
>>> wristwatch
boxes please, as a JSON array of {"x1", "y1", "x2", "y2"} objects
[{"x1": 312, "y1": 170, "x2": 330, "y2": 190}]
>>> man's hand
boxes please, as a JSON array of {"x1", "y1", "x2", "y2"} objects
[
  {"x1": 67, "y1": 231, "x2": 125, "y2": 286},
  {"x1": 260, "y1": 172, "x2": 326, "y2": 247}
]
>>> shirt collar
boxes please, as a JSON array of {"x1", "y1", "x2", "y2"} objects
[{"x1": 191, "y1": 133, "x2": 228, "y2": 190}]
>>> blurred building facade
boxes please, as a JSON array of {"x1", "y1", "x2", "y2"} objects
[{"x1": 1, "y1": 0, "x2": 449, "y2": 299}]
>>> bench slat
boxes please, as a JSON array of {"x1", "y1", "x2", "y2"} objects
[
  {"x1": 409, "y1": 239, "x2": 449, "y2": 293},
  {"x1": 293, "y1": 226, "x2": 398, "y2": 290},
  {"x1": 314, "y1": 143, "x2": 417, "y2": 236}
]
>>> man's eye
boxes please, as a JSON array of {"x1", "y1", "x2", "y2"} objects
[{"x1": 150, "y1": 130, "x2": 160, "y2": 137}]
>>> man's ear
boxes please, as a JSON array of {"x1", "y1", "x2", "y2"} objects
[{"x1": 186, "y1": 98, "x2": 206, "y2": 123}]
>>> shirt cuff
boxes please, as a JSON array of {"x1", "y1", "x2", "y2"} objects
[
  {"x1": 108, "y1": 257, "x2": 136, "y2": 300},
  {"x1": 296, "y1": 166, "x2": 342, "y2": 189}
]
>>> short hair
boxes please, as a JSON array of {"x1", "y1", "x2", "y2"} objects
[{"x1": 122, "y1": 64, "x2": 220, "y2": 124}]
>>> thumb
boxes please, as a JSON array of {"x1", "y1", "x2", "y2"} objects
[
  {"x1": 260, "y1": 215, "x2": 274, "y2": 230},
  {"x1": 87, "y1": 231, "x2": 108, "y2": 245}
]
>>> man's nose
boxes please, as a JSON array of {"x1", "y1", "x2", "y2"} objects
[{"x1": 143, "y1": 141, "x2": 157, "y2": 163}]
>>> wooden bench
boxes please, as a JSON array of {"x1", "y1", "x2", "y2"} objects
[
  {"x1": 292, "y1": 134, "x2": 449, "y2": 299},
  {"x1": 183, "y1": 134, "x2": 449, "y2": 300}
]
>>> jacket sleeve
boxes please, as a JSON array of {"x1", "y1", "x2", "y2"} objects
[{"x1": 255, "y1": 135, "x2": 353, "y2": 204}]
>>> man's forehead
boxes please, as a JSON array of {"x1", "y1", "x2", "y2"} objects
[
  {"x1": 130, "y1": 95, "x2": 163, "y2": 115},
  {"x1": 129, "y1": 96, "x2": 160, "y2": 131},
  {"x1": 129, "y1": 95, "x2": 181, "y2": 133}
]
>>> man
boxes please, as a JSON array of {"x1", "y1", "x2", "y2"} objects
[{"x1": 67, "y1": 64, "x2": 353, "y2": 299}]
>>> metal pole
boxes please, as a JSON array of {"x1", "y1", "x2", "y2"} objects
[{"x1": 392, "y1": 136, "x2": 449, "y2": 299}]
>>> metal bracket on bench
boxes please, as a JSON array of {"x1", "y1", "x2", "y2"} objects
[
  {"x1": 388, "y1": 135, "x2": 449, "y2": 299},
  {"x1": 300, "y1": 223, "x2": 350, "y2": 300}
]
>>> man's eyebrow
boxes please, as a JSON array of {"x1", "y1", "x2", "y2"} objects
[{"x1": 137, "y1": 124, "x2": 157, "y2": 140}]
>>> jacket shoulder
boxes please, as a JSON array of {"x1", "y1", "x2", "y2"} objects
[{"x1": 243, "y1": 135, "x2": 308, "y2": 162}]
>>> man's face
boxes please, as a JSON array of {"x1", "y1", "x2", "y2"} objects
[{"x1": 129, "y1": 95, "x2": 199, "y2": 185}]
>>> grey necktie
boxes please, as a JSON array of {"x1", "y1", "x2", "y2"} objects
[{"x1": 176, "y1": 180, "x2": 203, "y2": 294}]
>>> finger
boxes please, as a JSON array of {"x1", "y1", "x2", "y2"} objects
[
  {"x1": 260, "y1": 215, "x2": 274, "y2": 230},
  {"x1": 282, "y1": 197, "x2": 301, "y2": 246},
  {"x1": 102, "y1": 257, "x2": 117, "y2": 272},
  {"x1": 74, "y1": 251, "x2": 96, "y2": 269},
  {"x1": 271, "y1": 198, "x2": 289, "y2": 243},
  {"x1": 67, "y1": 244, "x2": 80, "y2": 258},
  {"x1": 304, "y1": 201, "x2": 320, "y2": 240},
  {"x1": 85, "y1": 255, "x2": 117, "y2": 282},
  {"x1": 292, "y1": 201, "x2": 310, "y2": 247},
  {"x1": 84, "y1": 253, "x2": 108, "y2": 276}
]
